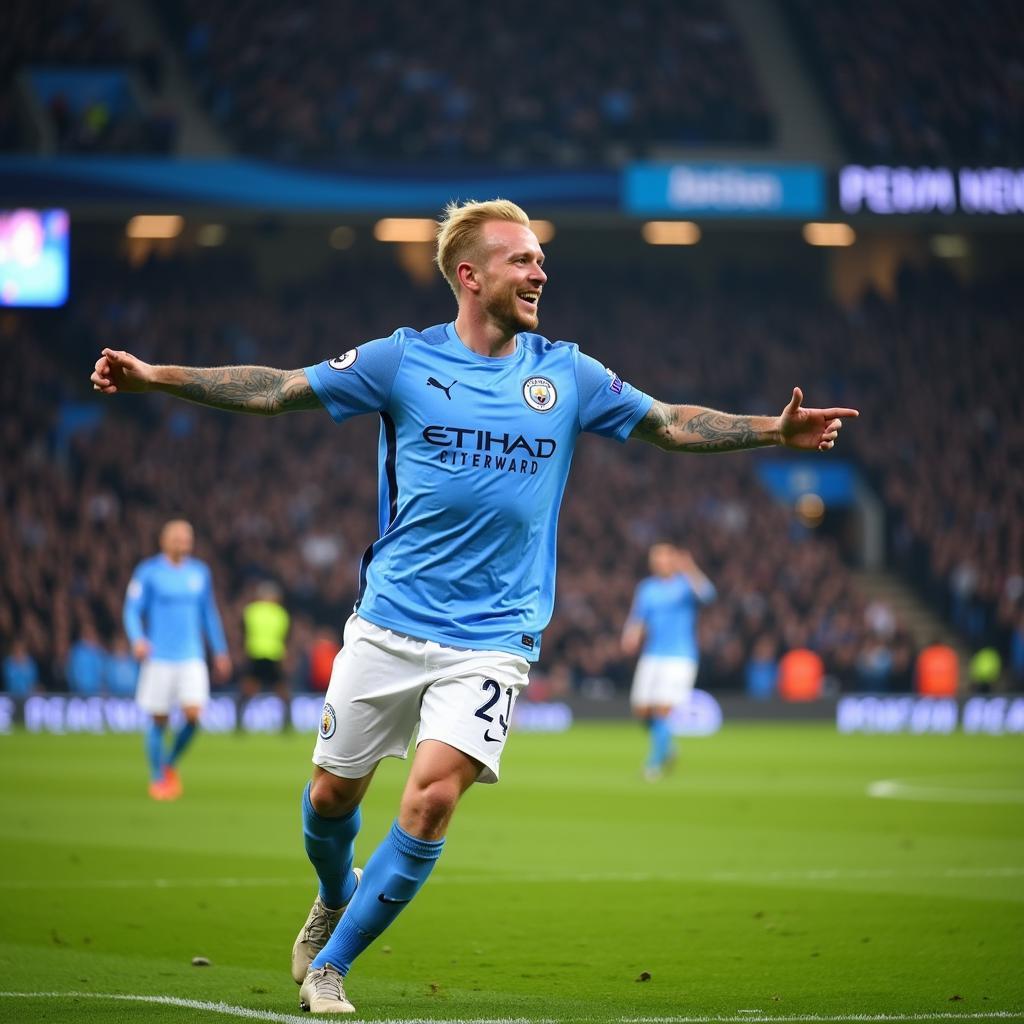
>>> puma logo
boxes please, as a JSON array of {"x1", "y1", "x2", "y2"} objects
[{"x1": 426, "y1": 377, "x2": 457, "y2": 400}]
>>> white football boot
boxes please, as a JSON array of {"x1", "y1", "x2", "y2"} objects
[
  {"x1": 291, "y1": 867, "x2": 362, "y2": 984},
  {"x1": 299, "y1": 963, "x2": 355, "y2": 1014}
]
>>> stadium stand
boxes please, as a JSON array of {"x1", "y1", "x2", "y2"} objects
[
  {"x1": 786, "y1": 0, "x2": 1024, "y2": 163},
  {"x1": 155, "y1": 0, "x2": 774, "y2": 161},
  {"x1": 2, "y1": 0, "x2": 175, "y2": 153}
]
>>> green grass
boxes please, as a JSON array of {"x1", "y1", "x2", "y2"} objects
[{"x1": 0, "y1": 722, "x2": 1021, "y2": 1023}]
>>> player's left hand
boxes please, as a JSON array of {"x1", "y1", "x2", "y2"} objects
[
  {"x1": 213, "y1": 653, "x2": 233, "y2": 683},
  {"x1": 778, "y1": 387, "x2": 859, "y2": 452}
]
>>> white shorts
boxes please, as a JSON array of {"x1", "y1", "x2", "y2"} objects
[
  {"x1": 630, "y1": 655, "x2": 698, "y2": 709},
  {"x1": 313, "y1": 614, "x2": 530, "y2": 784},
  {"x1": 136, "y1": 659, "x2": 210, "y2": 715}
]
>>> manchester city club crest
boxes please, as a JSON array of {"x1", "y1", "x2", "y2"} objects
[
  {"x1": 328, "y1": 349, "x2": 358, "y2": 371},
  {"x1": 522, "y1": 376, "x2": 557, "y2": 412},
  {"x1": 320, "y1": 702, "x2": 337, "y2": 739}
]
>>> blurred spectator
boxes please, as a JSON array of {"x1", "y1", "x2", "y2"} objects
[
  {"x1": 855, "y1": 639, "x2": 895, "y2": 692},
  {"x1": 745, "y1": 634, "x2": 778, "y2": 700},
  {"x1": 306, "y1": 627, "x2": 341, "y2": 693},
  {"x1": 65, "y1": 625, "x2": 106, "y2": 695},
  {"x1": 105, "y1": 635, "x2": 139, "y2": 697},
  {"x1": 914, "y1": 642, "x2": 959, "y2": 698},
  {"x1": 777, "y1": 649, "x2": 825, "y2": 701},
  {"x1": 3, "y1": 639, "x2": 39, "y2": 697},
  {"x1": 1011, "y1": 612, "x2": 1024, "y2": 689}
]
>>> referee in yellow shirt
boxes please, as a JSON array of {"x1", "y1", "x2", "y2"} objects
[{"x1": 240, "y1": 581, "x2": 291, "y2": 732}]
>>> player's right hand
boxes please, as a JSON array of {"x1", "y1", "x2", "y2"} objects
[
  {"x1": 91, "y1": 348, "x2": 154, "y2": 394},
  {"x1": 133, "y1": 638, "x2": 152, "y2": 661}
]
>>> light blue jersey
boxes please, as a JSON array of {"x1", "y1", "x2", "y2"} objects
[
  {"x1": 123, "y1": 555, "x2": 228, "y2": 662},
  {"x1": 629, "y1": 574, "x2": 716, "y2": 660},
  {"x1": 305, "y1": 323, "x2": 653, "y2": 661}
]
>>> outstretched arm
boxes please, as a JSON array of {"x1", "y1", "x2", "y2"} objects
[
  {"x1": 91, "y1": 348, "x2": 322, "y2": 416},
  {"x1": 631, "y1": 388, "x2": 858, "y2": 454}
]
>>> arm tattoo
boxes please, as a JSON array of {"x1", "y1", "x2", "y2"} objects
[
  {"x1": 172, "y1": 366, "x2": 321, "y2": 416},
  {"x1": 632, "y1": 401, "x2": 776, "y2": 453},
  {"x1": 681, "y1": 410, "x2": 764, "y2": 452}
]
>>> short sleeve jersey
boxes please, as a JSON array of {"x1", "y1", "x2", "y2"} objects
[
  {"x1": 629, "y1": 574, "x2": 717, "y2": 660},
  {"x1": 123, "y1": 555, "x2": 228, "y2": 662},
  {"x1": 305, "y1": 323, "x2": 653, "y2": 661}
]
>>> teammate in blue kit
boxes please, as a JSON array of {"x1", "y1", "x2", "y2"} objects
[
  {"x1": 623, "y1": 543, "x2": 716, "y2": 780},
  {"x1": 124, "y1": 519, "x2": 232, "y2": 800},
  {"x1": 92, "y1": 199, "x2": 858, "y2": 1013}
]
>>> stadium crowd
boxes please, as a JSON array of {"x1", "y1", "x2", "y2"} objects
[
  {"x1": 3, "y1": 0, "x2": 175, "y2": 154},
  {"x1": 7, "y1": 1, "x2": 1023, "y2": 168},
  {"x1": 788, "y1": 0, "x2": 1024, "y2": 164},
  {"x1": 158, "y1": 0, "x2": 773, "y2": 162},
  {"x1": 11, "y1": 249, "x2": 1022, "y2": 701}
]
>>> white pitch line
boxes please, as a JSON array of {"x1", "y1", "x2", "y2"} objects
[
  {"x1": 867, "y1": 780, "x2": 1024, "y2": 805},
  {"x1": 0, "y1": 995, "x2": 1019, "y2": 1024},
  {"x1": 0, "y1": 993, "x2": 549, "y2": 1024},
  {"x1": 0, "y1": 876, "x2": 301, "y2": 891},
  {"x1": 0, "y1": 992, "x2": 311, "y2": 1024},
  {"x1": 623, "y1": 1016, "x2": 1024, "y2": 1023}
]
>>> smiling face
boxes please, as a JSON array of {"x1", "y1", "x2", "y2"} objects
[{"x1": 468, "y1": 220, "x2": 547, "y2": 335}]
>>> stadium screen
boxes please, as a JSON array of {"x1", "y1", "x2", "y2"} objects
[{"x1": 0, "y1": 209, "x2": 70, "y2": 308}]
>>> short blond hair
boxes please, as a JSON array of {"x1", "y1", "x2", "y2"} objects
[{"x1": 435, "y1": 198, "x2": 530, "y2": 296}]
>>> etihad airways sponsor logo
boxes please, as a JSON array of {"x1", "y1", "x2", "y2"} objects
[
  {"x1": 422, "y1": 425, "x2": 557, "y2": 475},
  {"x1": 422, "y1": 426, "x2": 557, "y2": 459}
]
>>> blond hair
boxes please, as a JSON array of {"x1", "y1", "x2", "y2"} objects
[{"x1": 435, "y1": 198, "x2": 530, "y2": 296}]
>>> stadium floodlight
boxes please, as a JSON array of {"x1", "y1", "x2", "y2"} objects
[
  {"x1": 795, "y1": 492, "x2": 826, "y2": 527},
  {"x1": 126, "y1": 215, "x2": 184, "y2": 239},
  {"x1": 373, "y1": 218, "x2": 437, "y2": 243},
  {"x1": 329, "y1": 226, "x2": 356, "y2": 250},
  {"x1": 641, "y1": 221, "x2": 701, "y2": 245},
  {"x1": 530, "y1": 220, "x2": 556, "y2": 243},
  {"x1": 930, "y1": 234, "x2": 968, "y2": 259},
  {"x1": 196, "y1": 224, "x2": 227, "y2": 247},
  {"x1": 802, "y1": 222, "x2": 855, "y2": 247}
]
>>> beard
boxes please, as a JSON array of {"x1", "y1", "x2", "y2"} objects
[{"x1": 483, "y1": 285, "x2": 539, "y2": 336}]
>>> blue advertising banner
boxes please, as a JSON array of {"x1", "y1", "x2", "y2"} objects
[
  {"x1": 0, "y1": 157, "x2": 618, "y2": 211},
  {"x1": 624, "y1": 161, "x2": 826, "y2": 217},
  {"x1": 756, "y1": 460, "x2": 857, "y2": 506}
]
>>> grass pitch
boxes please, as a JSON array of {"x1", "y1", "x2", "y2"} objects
[{"x1": 0, "y1": 721, "x2": 1021, "y2": 1023}]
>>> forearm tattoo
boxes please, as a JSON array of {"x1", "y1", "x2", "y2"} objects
[
  {"x1": 633, "y1": 402, "x2": 775, "y2": 453},
  {"x1": 173, "y1": 366, "x2": 320, "y2": 415}
]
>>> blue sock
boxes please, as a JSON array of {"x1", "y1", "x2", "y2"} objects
[
  {"x1": 168, "y1": 720, "x2": 198, "y2": 766},
  {"x1": 145, "y1": 722, "x2": 165, "y2": 782},
  {"x1": 312, "y1": 821, "x2": 445, "y2": 975},
  {"x1": 302, "y1": 782, "x2": 361, "y2": 909},
  {"x1": 648, "y1": 716, "x2": 672, "y2": 769}
]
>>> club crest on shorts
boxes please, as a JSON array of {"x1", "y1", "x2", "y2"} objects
[
  {"x1": 320, "y1": 702, "x2": 337, "y2": 739},
  {"x1": 523, "y1": 376, "x2": 557, "y2": 412},
  {"x1": 328, "y1": 350, "x2": 358, "y2": 371}
]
